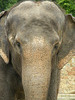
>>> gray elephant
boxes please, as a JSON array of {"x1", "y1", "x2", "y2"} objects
[{"x1": 0, "y1": 1, "x2": 75, "y2": 100}]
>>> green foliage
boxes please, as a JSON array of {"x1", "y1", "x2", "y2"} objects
[
  {"x1": 56, "y1": 0, "x2": 75, "y2": 16},
  {"x1": 0, "y1": 0, "x2": 20, "y2": 12},
  {"x1": 0, "y1": 0, "x2": 75, "y2": 16}
]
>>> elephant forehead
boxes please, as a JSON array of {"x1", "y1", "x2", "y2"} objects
[
  {"x1": 7, "y1": 1, "x2": 65, "y2": 34},
  {"x1": 9, "y1": 1, "x2": 62, "y2": 13},
  {"x1": 8, "y1": 1, "x2": 64, "y2": 22}
]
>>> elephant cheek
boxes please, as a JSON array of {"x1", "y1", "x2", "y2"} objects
[{"x1": 22, "y1": 56, "x2": 51, "y2": 100}]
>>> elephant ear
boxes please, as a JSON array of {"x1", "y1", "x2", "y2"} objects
[
  {"x1": 58, "y1": 15, "x2": 75, "y2": 69},
  {"x1": 0, "y1": 11, "x2": 9, "y2": 64}
]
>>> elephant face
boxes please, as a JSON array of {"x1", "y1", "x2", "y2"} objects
[
  {"x1": 0, "y1": 1, "x2": 75, "y2": 100},
  {"x1": 6, "y1": 1, "x2": 65, "y2": 74}
]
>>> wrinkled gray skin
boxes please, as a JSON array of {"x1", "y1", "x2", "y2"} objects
[
  {"x1": 0, "y1": 55, "x2": 21, "y2": 100},
  {"x1": 0, "y1": 14, "x2": 22, "y2": 100},
  {"x1": 0, "y1": 1, "x2": 75, "y2": 100}
]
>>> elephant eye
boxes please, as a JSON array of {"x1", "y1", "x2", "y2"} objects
[
  {"x1": 54, "y1": 42, "x2": 59, "y2": 50},
  {"x1": 52, "y1": 42, "x2": 59, "y2": 55},
  {"x1": 15, "y1": 40, "x2": 21, "y2": 54},
  {"x1": 16, "y1": 41, "x2": 21, "y2": 48}
]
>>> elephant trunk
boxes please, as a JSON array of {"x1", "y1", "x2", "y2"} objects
[
  {"x1": 22, "y1": 64, "x2": 51, "y2": 100},
  {"x1": 22, "y1": 45, "x2": 51, "y2": 100}
]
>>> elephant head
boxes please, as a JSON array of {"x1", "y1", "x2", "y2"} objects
[{"x1": 0, "y1": 1, "x2": 75, "y2": 100}]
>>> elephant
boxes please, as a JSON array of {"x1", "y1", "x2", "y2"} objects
[{"x1": 0, "y1": 1, "x2": 75, "y2": 100}]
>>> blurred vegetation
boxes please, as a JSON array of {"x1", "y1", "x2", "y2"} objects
[
  {"x1": 57, "y1": 0, "x2": 75, "y2": 16},
  {"x1": 0, "y1": 0, "x2": 75, "y2": 16},
  {"x1": 0, "y1": 0, "x2": 21, "y2": 11}
]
